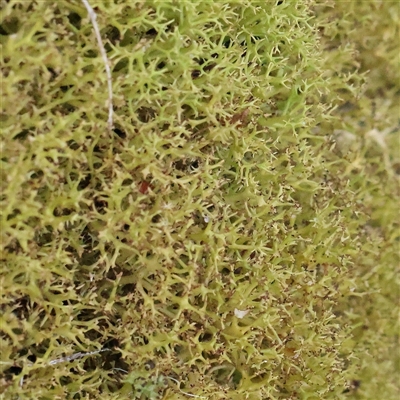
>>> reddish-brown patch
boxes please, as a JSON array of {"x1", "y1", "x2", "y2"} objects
[
  {"x1": 139, "y1": 181, "x2": 151, "y2": 194},
  {"x1": 230, "y1": 108, "x2": 250, "y2": 125}
]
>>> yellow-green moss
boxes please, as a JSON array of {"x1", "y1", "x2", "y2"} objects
[{"x1": 1, "y1": 1, "x2": 398, "y2": 399}]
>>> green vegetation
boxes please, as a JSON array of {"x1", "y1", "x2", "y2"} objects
[{"x1": 1, "y1": 1, "x2": 398, "y2": 399}]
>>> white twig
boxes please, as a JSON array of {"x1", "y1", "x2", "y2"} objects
[
  {"x1": 19, "y1": 348, "x2": 110, "y2": 389},
  {"x1": 47, "y1": 348, "x2": 110, "y2": 366},
  {"x1": 24, "y1": 348, "x2": 110, "y2": 368},
  {"x1": 81, "y1": 0, "x2": 114, "y2": 131},
  {"x1": 112, "y1": 367, "x2": 129, "y2": 373}
]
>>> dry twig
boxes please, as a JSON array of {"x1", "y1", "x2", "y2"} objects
[
  {"x1": 47, "y1": 348, "x2": 109, "y2": 366},
  {"x1": 81, "y1": 0, "x2": 114, "y2": 131}
]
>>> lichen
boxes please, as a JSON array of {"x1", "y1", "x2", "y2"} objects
[{"x1": 1, "y1": 1, "x2": 398, "y2": 399}]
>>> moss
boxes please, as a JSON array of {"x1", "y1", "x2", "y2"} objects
[{"x1": 1, "y1": 1, "x2": 398, "y2": 399}]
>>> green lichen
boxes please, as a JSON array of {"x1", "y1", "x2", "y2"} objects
[{"x1": 1, "y1": 1, "x2": 398, "y2": 400}]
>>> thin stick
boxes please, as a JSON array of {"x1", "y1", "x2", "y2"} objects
[
  {"x1": 20, "y1": 348, "x2": 111, "y2": 388},
  {"x1": 47, "y1": 348, "x2": 110, "y2": 366},
  {"x1": 24, "y1": 348, "x2": 110, "y2": 368},
  {"x1": 81, "y1": 0, "x2": 114, "y2": 131}
]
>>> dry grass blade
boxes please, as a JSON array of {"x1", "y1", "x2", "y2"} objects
[{"x1": 81, "y1": 0, "x2": 114, "y2": 131}]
